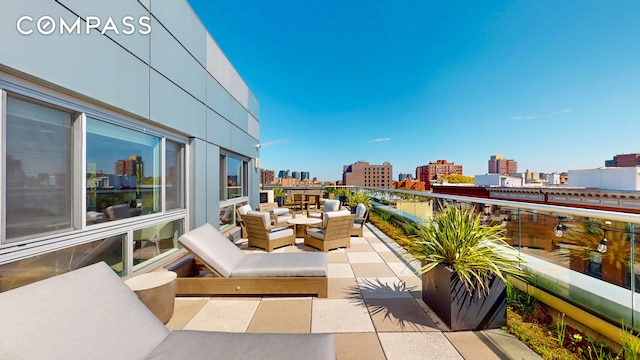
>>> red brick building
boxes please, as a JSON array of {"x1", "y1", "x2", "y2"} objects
[
  {"x1": 343, "y1": 161, "x2": 393, "y2": 188},
  {"x1": 395, "y1": 179, "x2": 426, "y2": 191},
  {"x1": 416, "y1": 160, "x2": 462, "y2": 190}
]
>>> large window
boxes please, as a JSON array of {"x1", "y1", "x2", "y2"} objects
[
  {"x1": 86, "y1": 118, "x2": 161, "y2": 222},
  {"x1": 4, "y1": 96, "x2": 74, "y2": 241},
  {"x1": 220, "y1": 153, "x2": 248, "y2": 201}
]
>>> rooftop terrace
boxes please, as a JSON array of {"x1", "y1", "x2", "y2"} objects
[{"x1": 166, "y1": 222, "x2": 540, "y2": 360}]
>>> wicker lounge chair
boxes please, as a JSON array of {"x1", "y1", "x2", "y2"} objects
[{"x1": 176, "y1": 223, "x2": 328, "y2": 297}]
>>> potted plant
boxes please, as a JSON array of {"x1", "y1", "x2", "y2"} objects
[
  {"x1": 405, "y1": 204, "x2": 526, "y2": 331},
  {"x1": 335, "y1": 188, "x2": 351, "y2": 206},
  {"x1": 346, "y1": 192, "x2": 372, "y2": 212},
  {"x1": 273, "y1": 188, "x2": 286, "y2": 207}
]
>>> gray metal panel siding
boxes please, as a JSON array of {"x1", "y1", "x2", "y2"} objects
[
  {"x1": 150, "y1": 17, "x2": 206, "y2": 103},
  {"x1": 207, "y1": 109, "x2": 232, "y2": 150},
  {"x1": 149, "y1": 70, "x2": 206, "y2": 136},
  {"x1": 189, "y1": 137, "x2": 208, "y2": 230},
  {"x1": 206, "y1": 75, "x2": 233, "y2": 123},
  {"x1": 206, "y1": 143, "x2": 221, "y2": 228},
  {"x1": 149, "y1": 0, "x2": 207, "y2": 67}
]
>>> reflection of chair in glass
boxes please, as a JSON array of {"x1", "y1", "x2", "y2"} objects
[
  {"x1": 219, "y1": 206, "x2": 233, "y2": 226},
  {"x1": 134, "y1": 223, "x2": 175, "y2": 260},
  {"x1": 177, "y1": 223, "x2": 328, "y2": 297},
  {"x1": 243, "y1": 212, "x2": 295, "y2": 252},
  {"x1": 105, "y1": 204, "x2": 141, "y2": 220},
  {"x1": 304, "y1": 213, "x2": 355, "y2": 252}
]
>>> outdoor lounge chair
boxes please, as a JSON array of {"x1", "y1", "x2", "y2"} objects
[
  {"x1": 304, "y1": 213, "x2": 355, "y2": 252},
  {"x1": 307, "y1": 199, "x2": 345, "y2": 221},
  {"x1": 243, "y1": 212, "x2": 295, "y2": 252},
  {"x1": 350, "y1": 203, "x2": 370, "y2": 237},
  {"x1": 177, "y1": 223, "x2": 328, "y2": 297},
  {"x1": 0, "y1": 261, "x2": 335, "y2": 360}
]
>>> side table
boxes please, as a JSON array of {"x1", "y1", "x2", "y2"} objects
[{"x1": 125, "y1": 270, "x2": 177, "y2": 324}]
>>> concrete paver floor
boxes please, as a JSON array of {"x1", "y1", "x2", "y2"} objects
[{"x1": 166, "y1": 222, "x2": 541, "y2": 360}]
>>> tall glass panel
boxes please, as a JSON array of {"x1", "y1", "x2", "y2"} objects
[
  {"x1": 226, "y1": 156, "x2": 242, "y2": 199},
  {"x1": 86, "y1": 118, "x2": 161, "y2": 224},
  {"x1": 165, "y1": 140, "x2": 184, "y2": 210},
  {"x1": 5, "y1": 96, "x2": 73, "y2": 241}
]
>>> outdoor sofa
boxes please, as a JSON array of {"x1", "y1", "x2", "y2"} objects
[{"x1": 0, "y1": 261, "x2": 335, "y2": 360}]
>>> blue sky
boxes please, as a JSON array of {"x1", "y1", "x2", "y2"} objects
[{"x1": 188, "y1": 0, "x2": 640, "y2": 182}]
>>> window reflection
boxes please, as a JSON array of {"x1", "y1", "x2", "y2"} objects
[
  {"x1": 165, "y1": 140, "x2": 184, "y2": 210},
  {"x1": 133, "y1": 219, "x2": 183, "y2": 266},
  {"x1": 5, "y1": 96, "x2": 74, "y2": 241},
  {"x1": 86, "y1": 118, "x2": 161, "y2": 224}
]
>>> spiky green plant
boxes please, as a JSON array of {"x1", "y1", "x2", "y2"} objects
[
  {"x1": 273, "y1": 187, "x2": 286, "y2": 198},
  {"x1": 346, "y1": 192, "x2": 372, "y2": 207},
  {"x1": 406, "y1": 204, "x2": 527, "y2": 295}
]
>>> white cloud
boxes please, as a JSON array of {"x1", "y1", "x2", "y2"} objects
[
  {"x1": 526, "y1": 115, "x2": 539, "y2": 120},
  {"x1": 260, "y1": 139, "x2": 290, "y2": 147},
  {"x1": 551, "y1": 109, "x2": 572, "y2": 116},
  {"x1": 511, "y1": 116, "x2": 523, "y2": 120},
  {"x1": 368, "y1": 137, "x2": 391, "y2": 143}
]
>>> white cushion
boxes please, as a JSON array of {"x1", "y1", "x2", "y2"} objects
[
  {"x1": 276, "y1": 214, "x2": 293, "y2": 223},
  {"x1": 248, "y1": 211, "x2": 271, "y2": 226},
  {"x1": 306, "y1": 227, "x2": 325, "y2": 240},
  {"x1": 355, "y1": 203, "x2": 367, "y2": 219},
  {"x1": 178, "y1": 223, "x2": 246, "y2": 278},
  {"x1": 324, "y1": 209, "x2": 351, "y2": 227},
  {"x1": 238, "y1": 204, "x2": 252, "y2": 215},
  {"x1": 272, "y1": 208, "x2": 289, "y2": 216},
  {"x1": 323, "y1": 199, "x2": 340, "y2": 212},
  {"x1": 268, "y1": 228, "x2": 294, "y2": 240}
]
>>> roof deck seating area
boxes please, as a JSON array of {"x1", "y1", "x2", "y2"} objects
[
  {"x1": 176, "y1": 223, "x2": 328, "y2": 297},
  {"x1": 0, "y1": 261, "x2": 335, "y2": 360},
  {"x1": 307, "y1": 199, "x2": 345, "y2": 221}
]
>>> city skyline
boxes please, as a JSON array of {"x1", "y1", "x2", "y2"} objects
[{"x1": 188, "y1": 0, "x2": 640, "y2": 181}]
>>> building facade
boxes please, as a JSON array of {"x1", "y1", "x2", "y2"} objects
[
  {"x1": 416, "y1": 160, "x2": 462, "y2": 190},
  {"x1": 488, "y1": 154, "x2": 517, "y2": 174},
  {"x1": 260, "y1": 169, "x2": 275, "y2": 185},
  {"x1": 342, "y1": 161, "x2": 393, "y2": 188},
  {"x1": 605, "y1": 153, "x2": 640, "y2": 167},
  {"x1": 0, "y1": 1, "x2": 260, "y2": 289}
]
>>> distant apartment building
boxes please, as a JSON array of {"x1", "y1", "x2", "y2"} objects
[
  {"x1": 278, "y1": 170, "x2": 290, "y2": 178},
  {"x1": 488, "y1": 154, "x2": 517, "y2": 174},
  {"x1": 291, "y1": 171, "x2": 301, "y2": 180},
  {"x1": 398, "y1": 173, "x2": 413, "y2": 181},
  {"x1": 605, "y1": 153, "x2": 640, "y2": 167},
  {"x1": 416, "y1": 160, "x2": 462, "y2": 190},
  {"x1": 395, "y1": 179, "x2": 426, "y2": 191},
  {"x1": 301, "y1": 172, "x2": 310, "y2": 181},
  {"x1": 569, "y1": 167, "x2": 640, "y2": 191},
  {"x1": 343, "y1": 161, "x2": 393, "y2": 188},
  {"x1": 261, "y1": 169, "x2": 275, "y2": 185}
]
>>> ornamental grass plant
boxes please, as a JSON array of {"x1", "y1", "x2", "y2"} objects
[{"x1": 406, "y1": 204, "x2": 527, "y2": 295}]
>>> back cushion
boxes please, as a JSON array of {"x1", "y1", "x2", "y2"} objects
[
  {"x1": 323, "y1": 199, "x2": 340, "y2": 212},
  {"x1": 238, "y1": 204, "x2": 252, "y2": 215},
  {"x1": 355, "y1": 203, "x2": 367, "y2": 219},
  {"x1": 0, "y1": 262, "x2": 168, "y2": 360},
  {"x1": 248, "y1": 211, "x2": 271, "y2": 226},
  {"x1": 323, "y1": 209, "x2": 351, "y2": 227},
  {"x1": 178, "y1": 223, "x2": 246, "y2": 277}
]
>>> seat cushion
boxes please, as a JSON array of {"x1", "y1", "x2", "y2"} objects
[
  {"x1": 146, "y1": 330, "x2": 335, "y2": 360},
  {"x1": 276, "y1": 214, "x2": 293, "y2": 223},
  {"x1": 178, "y1": 223, "x2": 246, "y2": 278},
  {"x1": 231, "y1": 253, "x2": 327, "y2": 277},
  {"x1": 306, "y1": 227, "x2": 325, "y2": 240},
  {"x1": 268, "y1": 227, "x2": 294, "y2": 240}
]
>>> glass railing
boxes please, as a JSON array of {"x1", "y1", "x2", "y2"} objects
[{"x1": 268, "y1": 185, "x2": 640, "y2": 331}]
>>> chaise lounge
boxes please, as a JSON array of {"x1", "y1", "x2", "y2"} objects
[
  {"x1": 176, "y1": 223, "x2": 328, "y2": 297},
  {"x1": 0, "y1": 261, "x2": 335, "y2": 360}
]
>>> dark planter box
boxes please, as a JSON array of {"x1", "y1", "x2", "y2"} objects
[
  {"x1": 275, "y1": 197, "x2": 285, "y2": 207},
  {"x1": 422, "y1": 265, "x2": 507, "y2": 331}
]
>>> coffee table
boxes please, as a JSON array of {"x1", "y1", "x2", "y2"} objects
[{"x1": 287, "y1": 217, "x2": 322, "y2": 238}]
